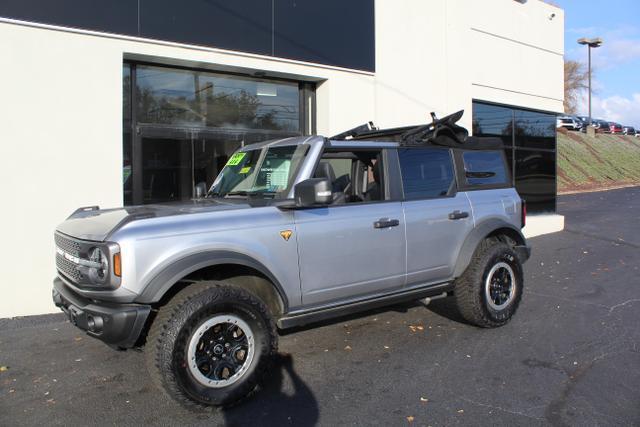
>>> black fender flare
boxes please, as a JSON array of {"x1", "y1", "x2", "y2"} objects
[
  {"x1": 453, "y1": 219, "x2": 528, "y2": 278},
  {"x1": 135, "y1": 250, "x2": 289, "y2": 311}
]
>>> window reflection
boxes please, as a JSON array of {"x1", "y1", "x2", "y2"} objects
[
  {"x1": 472, "y1": 101, "x2": 557, "y2": 213},
  {"x1": 123, "y1": 64, "x2": 133, "y2": 205},
  {"x1": 472, "y1": 103, "x2": 512, "y2": 147},
  {"x1": 135, "y1": 66, "x2": 300, "y2": 131},
  {"x1": 514, "y1": 110, "x2": 556, "y2": 150},
  {"x1": 515, "y1": 150, "x2": 556, "y2": 212}
]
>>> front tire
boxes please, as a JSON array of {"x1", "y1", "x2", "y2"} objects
[
  {"x1": 453, "y1": 239, "x2": 523, "y2": 328},
  {"x1": 145, "y1": 282, "x2": 277, "y2": 408}
]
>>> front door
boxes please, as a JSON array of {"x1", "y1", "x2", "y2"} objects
[{"x1": 294, "y1": 148, "x2": 406, "y2": 307}]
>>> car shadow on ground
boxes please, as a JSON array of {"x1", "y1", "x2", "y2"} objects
[
  {"x1": 423, "y1": 297, "x2": 471, "y2": 325},
  {"x1": 279, "y1": 297, "x2": 469, "y2": 337},
  {"x1": 221, "y1": 353, "x2": 319, "y2": 427}
]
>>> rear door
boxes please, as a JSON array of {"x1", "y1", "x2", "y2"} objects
[
  {"x1": 456, "y1": 150, "x2": 520, "y2": 226},
  {"x1": 399, "y1": 147, "x2": 474, "y2": 285}
]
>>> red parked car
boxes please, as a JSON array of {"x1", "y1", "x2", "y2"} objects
[{"x1": 609, "y1": 122, "x2": 623, "y2": 134}]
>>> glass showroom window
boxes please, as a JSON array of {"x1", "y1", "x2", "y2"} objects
[
  {"x1": 123, "y1": 63, "x2": 314, "y2": 205},
  {"x1": 472, "y1": 101, "x2": 557, "y2": 213}
]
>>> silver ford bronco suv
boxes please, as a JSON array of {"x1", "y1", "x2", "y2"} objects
[{"x1": 52, "y1": 111, "x2": 530, "y2": 407}]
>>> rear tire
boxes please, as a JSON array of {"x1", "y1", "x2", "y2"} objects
[
  {"x1": 453, "y1": 239, "x2": 523, "y2": 328},
  {"x1": 145, "y1": 282, "x2": 277, "y2": 408}
]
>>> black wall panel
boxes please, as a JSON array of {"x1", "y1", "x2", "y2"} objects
[
  {"x1": 139, "y1": 0, "x2": 272, "y2": 56},
  {"x1": 274, "y1": 0, "x2": 375, "y2": 71},
  {"x1": 1, "y1": 0, "x2": 375, "y2": 71},
  {"x1": 0, "y1": 0, "x2": 138, "y2": 35}
]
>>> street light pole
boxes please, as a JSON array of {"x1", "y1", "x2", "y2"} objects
[
  {"x1": 577, "y1": 37, "x2": 603, "y2": 127},
  {"x1": 588, "y1": 45, "x2": 591, "y2": 125}
]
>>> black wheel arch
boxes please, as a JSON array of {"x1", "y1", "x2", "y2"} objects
[
  {"x1": 135, "y1": 250, "x2": 289, "y2": 315},
  {"x1": 453, "y1": 219, "x2": 528, "y2": 278}
]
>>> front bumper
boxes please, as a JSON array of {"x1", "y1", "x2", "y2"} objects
[{"x1": 52, "y1": 277, "x2": 151, "y2": 349}]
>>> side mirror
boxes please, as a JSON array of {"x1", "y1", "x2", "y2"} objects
[
  {"x1": 294, "y1": 178, "x2": 333, "y2": 207},
  {"x1": 194, "y1": 182, "x2": 208, "y2": 199}
]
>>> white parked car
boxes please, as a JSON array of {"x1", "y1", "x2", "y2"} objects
[{"x1": 556, "y1": 116, "x2": 582, "y2": 131}]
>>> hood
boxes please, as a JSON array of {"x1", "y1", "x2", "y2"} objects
[{"x1": 56, "y1": 198, "x2": 253, "y2": 242}]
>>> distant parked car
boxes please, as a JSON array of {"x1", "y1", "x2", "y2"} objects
[
  {"x1": 556, "y1": 116, "x2": 582, "y2": 131},
  {"x1": 576, "y1": 116, "x2": 590, "y2": 125},
  {"x1": 573, "y1": 116, "x2": 591, "y2": 133},
  {"x1": 635, "y1": 128, "x2": 640, "y2": 137},
  {"x1": 592, "y1": 120, "x2": 611, "y2": 133},
  {"x1": 609, "y1": 122, "x2": 623, "y2": 134},
  {"x1": 622, "y1": 126, "x2": 636, "y2": 135}
]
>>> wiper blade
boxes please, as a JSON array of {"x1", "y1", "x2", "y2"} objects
[
  {"x1": 225, "y1": 190, "x2": 277, "y2": 198},
  {"x1": 225, "y1": 191, "x2": 250, "y2": 196}
]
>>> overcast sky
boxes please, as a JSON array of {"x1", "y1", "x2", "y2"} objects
[{"x1": 559, "y1": 0, "x2": 640, "y2": 125}]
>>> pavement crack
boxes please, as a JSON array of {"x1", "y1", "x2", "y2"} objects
[
  {"x1": 607, "y1": 299, "x2": 640, "y2": 314},
  {"x1": 459, "y1": 397, "x2": 544, "y2": 421}
]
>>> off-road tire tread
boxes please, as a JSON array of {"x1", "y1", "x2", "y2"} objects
[
  {"x1": 145, "y1": 281, "x2": 277, "y2": 410},
  {"x1": 454, "y1": 239, "x2": 522, "y2": 328}
]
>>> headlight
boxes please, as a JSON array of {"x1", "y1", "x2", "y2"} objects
[{"x1": 87, "y1": 247, "x2": 109, "y2": 283}]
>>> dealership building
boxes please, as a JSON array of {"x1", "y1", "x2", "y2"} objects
[{"x1": 0, "y1": 0, "x2": 564, "y2": 317}]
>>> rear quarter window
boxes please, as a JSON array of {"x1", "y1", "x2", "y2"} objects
[{"x1": 462, "y1": 151, "x2": 509, "y2": 186}]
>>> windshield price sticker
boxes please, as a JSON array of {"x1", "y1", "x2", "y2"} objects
[
  {"x1": 226, "y1": 152, "x2": 247, "y2": 166},
  {"x1": 239, "y1": 166, "x2": 251, "y2": 174}
]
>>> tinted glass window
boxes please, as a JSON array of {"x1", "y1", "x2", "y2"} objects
[
  {"x1": 463, "y1": 151, "x2": 508, "y2": 186},
  {"x1": 398, "y1": 148, "x2": 454, "y2": 199},
  {"x1": 515, "y1": 150, "x2": 556, "y2": 212},
  {"x1": 472, "y1": 101, "x2": 557, "y2": 213},
  {"x1": 472, "y1": 103, "x2": 513, "y2": 148},
  {"x1": 515, "y1": 110, "x2": 556, "y2": 150},
  {"x1": 136, "y1": 65, "x2": 300, "y2": 131}
]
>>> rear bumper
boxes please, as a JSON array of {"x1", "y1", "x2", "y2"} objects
[
  {"x1": 52, "y1": 277, "x2": 151, "y2": 349},
  {"x1": 514, "y1": 244, "x2": 532, "y2": 263}
]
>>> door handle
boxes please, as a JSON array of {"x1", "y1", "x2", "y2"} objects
[
  {"x1": 448, "y1": 210, "x2": 469, "y2": 220},
  {"x1": 374, "y1": 218, "x2": 400, "y2": 229}
]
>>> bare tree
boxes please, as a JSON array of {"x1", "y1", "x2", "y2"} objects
[{"x1": 564, "y1": 60, "x2": 590, "y2": 114}]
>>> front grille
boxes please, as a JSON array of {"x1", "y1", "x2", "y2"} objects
[
  {"x1": 56, "y1": 253, "x2": 84, "y2": 283},
  {"x1": 55, "y1": 233, "x2": 81, "y2": 257}
]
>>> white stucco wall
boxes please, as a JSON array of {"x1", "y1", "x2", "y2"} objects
[{"x1": 0, "y1": 0, "x2": 563, "y2": 317}]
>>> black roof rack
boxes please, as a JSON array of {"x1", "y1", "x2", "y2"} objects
[{"x1": 330, "y1": 110, "x2": 506, "y2": 150}]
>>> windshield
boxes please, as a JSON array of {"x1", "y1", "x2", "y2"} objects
[{"x1": 208, "y1": 144, "x2": 309, "y2": 199}]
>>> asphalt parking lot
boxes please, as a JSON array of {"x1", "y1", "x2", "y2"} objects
[{"x1": 1, "y1": 187, "x2": 639, "y2": 426}]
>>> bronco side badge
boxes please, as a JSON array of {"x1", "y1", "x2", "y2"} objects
[{"x1": 280, "y1": 230, "x2": 293, "y2": 241}]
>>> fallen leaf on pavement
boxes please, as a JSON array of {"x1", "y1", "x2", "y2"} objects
[
  {"x1": 0, "y1": 366, "x2": 9, "y2": 372},
  {"x1": 420, "y1": 397, "x2": 429, "y2": 402},
  {"x1": 344, "y1": 345, "x2": 352, "y2": 351},
  {"x1": 406, "y1": 416, "x2": 414, "y2": 423}
]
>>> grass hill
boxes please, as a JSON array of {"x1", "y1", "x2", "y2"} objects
[{"x1": 557, "y1": 129, "x2": 640, "y2": 193}]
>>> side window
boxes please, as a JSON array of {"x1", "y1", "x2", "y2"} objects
[
  {"x1": 462, "y1": 151, "x2": 508, "y2": 186},
  {"x1": 398, "y1": 148, "x2": 454, "y2": 199},
  {"x1": 313, "y1": 150, "x2": 384, "y2": 204}
]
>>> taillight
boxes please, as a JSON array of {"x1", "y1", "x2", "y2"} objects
[{"x1": 521, "y1": 200, "x2": 527, "y2": 228}]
